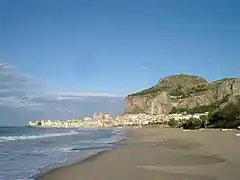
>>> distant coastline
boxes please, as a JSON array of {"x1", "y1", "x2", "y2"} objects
[{"x1": 27, "y1": 112, "x2": 210, "y2": 129}]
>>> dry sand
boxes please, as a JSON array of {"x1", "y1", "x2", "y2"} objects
[{"x1": 37, "y1": 128, "x2": 240, "y2": 180}]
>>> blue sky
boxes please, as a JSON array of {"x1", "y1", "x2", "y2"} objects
[{"x1": 0, "y1": 0, "x2": 239, "y2": 125}]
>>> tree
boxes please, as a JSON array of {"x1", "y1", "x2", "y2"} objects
[
  {"x1": 182, "y1": 118, "x2": 203, "y2": 129},
  {"x1": 179, "y1": 73, "x2": 188, "y2": 77},
  {"x1": 170, "y1": 107, "x2": 177, "y2": 114},
  {"x1": 37, "y1": 121, "x2": 42, "y2": 126},
  {"x1": 168, "y1": 118, "x2": 178, "y2": 128},
  {"x1": 208, "y1": 101, "x2": 240, "y2": 128},
  {"x1": 200, "y1": 115, "x2": 209, "y2": 128}
]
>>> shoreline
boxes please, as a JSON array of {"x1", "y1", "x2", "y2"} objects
[
  {"x1": 34, "y1": 129, "x2": 128, "y2": 180},
  {"x1": 37, "y1": 128, "x2": 240, "y2": 180},
  {"x1": 34, "y1": 149, "x2": 111, "y2": 180}
]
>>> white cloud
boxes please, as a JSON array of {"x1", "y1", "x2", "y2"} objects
[
  {"x1": 0, "y1": 63, "x2": 12, "y2": 69},
  {"x1": 138, "y1": 66, "x2": 149, "y2": 71},
  {"x1": 54, "y1": 92, "x2": 125, "y2": 99},
  {"x1": 0, "y1": 63, "x2": 47, "y2": 107},
  {"x1": 0, "y1": 62, "x2": 124, "y2": 125},
  {"x1": 0, "y1": 63, "x2": 123, "y2": 105},
  {"x1": 0, "y1": 96, "x2": 43, "y2": 107}
]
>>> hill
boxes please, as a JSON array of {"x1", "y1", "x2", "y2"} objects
[{"x1": 125, "y1": 74, "x2": 240, "y2": 128}]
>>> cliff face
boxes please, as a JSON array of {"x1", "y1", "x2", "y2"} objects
[{"x1": 125, "y1": 75, "x2": 240, "y2": 115}]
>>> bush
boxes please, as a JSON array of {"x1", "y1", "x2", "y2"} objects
[
  {"x1": 179, "y1": 73, "x2": 188, "y2": 77},
  {"x1": 177, "y1": 119, "x2": 188, "y2": 127},
  {"x1": 182, "y1": 118, "x2": 204, "y2": 129},
  {"x1": 170, "y1": 107, "x2": 177, "y2": 114},
  {"x1": 169, "y1": 104, "x2": 218, "y2": 114},
  {"x1": 169, "y1": 107, "x2": 188, "y2": 114},
  {"x1": 200, "y1": 115, "x2": 208, "y2": 121},
  {"x1": 188, "y1": 84, "x2": 207, "y2": 94},
  {"x1": 169, "y1": 85, "x2": 185, "y2": 97},
  {"x1": 208, "y1": 101, "x2": 240, "y2": 128},
  {"x1": 130, "y1": 86, "x2": 168, "y2": 96},
  {"x1": 163, "y1": 121, "x2": 168, "y2": 125},
  {"x1": 169, "y1": 90, "x2": 185, "y2": 97},
  {"x1": 168, "y1": 118, "x2": 178, "y2": 128},
  {"x1": 200, "y1": 115, "x2": 209, "y2": 128},
  {"x1": 189, "y1": 105, "x2": 216, "y2": 114}
]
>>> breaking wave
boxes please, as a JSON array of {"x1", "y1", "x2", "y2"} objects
[{"x1": 0, "y1": 130, "x2": 79, "y2": 142}]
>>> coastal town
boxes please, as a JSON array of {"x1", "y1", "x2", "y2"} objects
[
  {"x1": 27, "y1": 112, "x2": 209, "y2": 128},
  {"x1": 2, "y1": 1, "x2": 240, "y2": 179},
  {"x1": 27, "y1": 75, "x2": 240, "y2": 130}
]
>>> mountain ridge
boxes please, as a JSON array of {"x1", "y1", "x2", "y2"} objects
[{"x1": 125, "y1": 74, "x2": 240, "y2": 115}]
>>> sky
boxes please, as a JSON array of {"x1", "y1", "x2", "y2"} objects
[{"x1": 0, "y1": 0, "x2": 239, "y2": 125}]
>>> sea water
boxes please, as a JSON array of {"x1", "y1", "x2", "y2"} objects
[{"x1": 0, "y1": 127, "x2": 124, "y2": 180}]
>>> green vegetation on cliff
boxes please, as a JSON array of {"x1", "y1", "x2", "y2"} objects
[
  {"x1": 169, "y1": 104, "x2": 217, "y2": 114},
  {"x1": 167, "y1": 117, "x2": 206, "y2": 129},
  {"x1": 130, "y1": 83, "x2": 216, "y2": 98},
  {"x1": 169, "y1": 97, "x2": 240, "y2": 129},
  {"x1": 207, "y1": 100, "x2": 240, "y2": 128},
  {"x1": 170, "y1": 95, "x2": 230, "y2": 114},
  {"x1": 129, "y1": 86, "x2": 168, "y2": 96},
  {"x1": 129, "y1": 74, "x2": 210, "y2": 97},
  {"x1": 126, "y1": 74, "x2": 240, "y2": 128}
]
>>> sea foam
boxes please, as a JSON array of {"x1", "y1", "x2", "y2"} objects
[{"x1": 0, "y1": 130, "x2": 79, "y2": 142}]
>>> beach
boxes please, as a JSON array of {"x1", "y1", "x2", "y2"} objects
[{"x1": 37, "y1": 128, "x2": 240, "y2": 180}]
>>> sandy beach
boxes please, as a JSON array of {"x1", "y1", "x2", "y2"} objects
[{"x1": 37, "y1": 128, "x2": 240, "y2": 180}]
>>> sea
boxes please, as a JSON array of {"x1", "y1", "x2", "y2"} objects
[{"x1": 0, "y1": 127, "x2": 124, "y2": 180}]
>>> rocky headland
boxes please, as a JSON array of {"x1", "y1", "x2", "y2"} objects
[
  {"x1": 28, "y1": 74, "x2": 240, "y2": 129},
  {"x1": 125, "y1": 74, "x2": 240, "y2": 114}
]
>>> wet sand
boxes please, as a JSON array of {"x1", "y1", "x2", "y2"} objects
[{"x1": 37, "y1": 128, "x2": 240, "y2": 180}]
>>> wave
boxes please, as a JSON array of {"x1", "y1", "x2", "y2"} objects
[
  {"x1": 96, "y1": 136, "x2": 125, "y2": 144},
  {"x1": 0, "y1": 130, "x2": 79, "y2": 142},
  {"x1": 53, "y1": 146, "x2": 111, "y2": 153},
  {"x1": 54, "y1": 134, "x2": 124, "y2": 153}
]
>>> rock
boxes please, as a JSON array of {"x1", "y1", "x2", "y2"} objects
[
  {"x1": 157, "y1": 74, "x2": 208, "y2": 90},
  {"x1": 150, "y1": 91, "x2": 172, "y2": 114},
  {"x1": 126, "y1": 74, "x2": 240, "y2": 115},
  {"x1": 217, "y1": 78, "x2": 240, "y2": 100}
]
